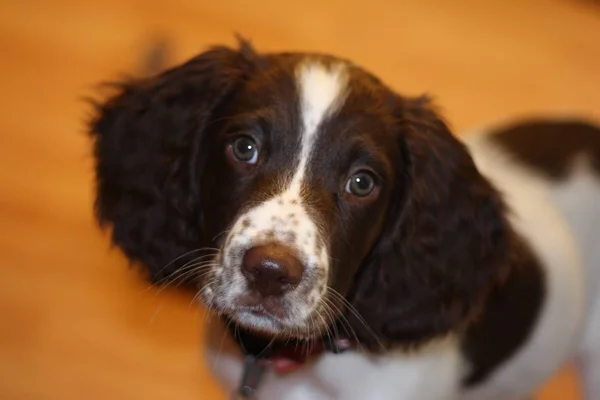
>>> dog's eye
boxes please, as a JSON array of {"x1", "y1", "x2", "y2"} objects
[
  {"x1": 345, "y1": 171, "x2": 375, "y2": 197},
  {"x1": 231, "y1": 136, "x2": 259, "y2": 164}
]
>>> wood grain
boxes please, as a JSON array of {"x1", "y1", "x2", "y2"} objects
[{"x1": 1, "y1": 0, "x2": 598, "y2": 398}]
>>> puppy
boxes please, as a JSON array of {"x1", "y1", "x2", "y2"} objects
[{"x1": 89, "y1": 38, "x2": 600, "y2": 399}]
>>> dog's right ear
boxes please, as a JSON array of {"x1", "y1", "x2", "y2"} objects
[{"x1": 89, "y1": 38, "x2": 259, "y2": 283}]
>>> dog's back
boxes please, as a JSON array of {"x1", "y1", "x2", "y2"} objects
[{"x1": 463, "y1": 119, "x2": 600, "y2": 399}]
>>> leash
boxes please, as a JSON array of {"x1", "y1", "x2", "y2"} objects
[{"x1": 232, "y1": 355, "x2": 269, "y2": 400}]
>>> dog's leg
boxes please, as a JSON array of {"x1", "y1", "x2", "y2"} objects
[
  {"x1": 577, "y1": 354, "x2": 600, "y2": 399},
  {"x1": 577, "y1": 290, "x2": 600, "y2": 399}
]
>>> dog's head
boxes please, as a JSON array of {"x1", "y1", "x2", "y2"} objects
[{"x1": 90, "y1": 39, "x2": 511, "y2": 348}]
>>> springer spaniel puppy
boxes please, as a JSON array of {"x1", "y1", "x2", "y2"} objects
[{"x1": 89, "y1": 39, "x2": 600, "y2": 400}]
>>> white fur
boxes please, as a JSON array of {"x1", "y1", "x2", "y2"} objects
[
  {"x1": 204, "y1": 121, "x2": 600, "y2": 399},
  {"x1": 579, "y1": 290, "x2": 600, "y2": 399},
  {"x1": 548, "y1": 156, "x2": 600, "y2": 399},
  {"x1": 204, "y1": 61, "x2": 348, "y2": 335},
  {"x1": 206, "y1": 318, "x2": 461, "y2": 400},
  {"x1": 293, "y1": 61, "x2": 348, "y2": 188},
  {"x1": 460, "y1": 132, "x2": 588, "y2": 399}
]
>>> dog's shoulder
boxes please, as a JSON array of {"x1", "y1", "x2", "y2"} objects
[{"x1": 458, "y1": 120, "x2": 592, "y2": 399}]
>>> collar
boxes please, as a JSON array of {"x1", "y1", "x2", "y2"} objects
[
  {"x1": 260, "y1": 336, "x2": 354, "y2": 373},
  {"x1": 226, "y1": 319, "x2": 355, "y2": 398}
]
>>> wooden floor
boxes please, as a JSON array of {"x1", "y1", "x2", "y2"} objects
[{"x1": 1, "y1": 0, "x2": 599, "y2": 398}]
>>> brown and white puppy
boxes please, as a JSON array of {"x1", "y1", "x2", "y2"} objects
[{"x1": 90, "y1": 39, "x2": 600, "y2": 399}]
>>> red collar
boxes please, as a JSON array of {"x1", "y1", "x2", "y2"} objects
[
  {"x1": 229, "y1": 322, "x2": 355, "y2": 398},
  {"x1": 258, "y1": 337, "x2": 354, "y2": 374}
]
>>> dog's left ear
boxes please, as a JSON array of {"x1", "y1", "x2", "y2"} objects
[
  {"x1": 89, "y1": 38, "x2": 259, "y2": 283},
  {"x1": 347, "y1": 96, "x2": 513, "y2": 349}
]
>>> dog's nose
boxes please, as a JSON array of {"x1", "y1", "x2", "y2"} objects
[{"x1": 241, "y1": 244, "x2": 303, "y2": 297}]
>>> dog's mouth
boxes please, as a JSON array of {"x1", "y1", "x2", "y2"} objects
[
  {"x1": 201, "y1": 271, "x2": 334, "y2": 340},
  {"x1": 223, "y1": 314, "x2": 356, "y2": 377},
  {"x1": 216, "y1": 294, "x2": 319, "y2": 339},
  {"x1": 228, "y1": 296, "x2": 292, "y2": 336},
  {"x1": 243, "y1": 305, "x2": 288, "y2": 325},
  {"x1": 236, "y1": 294, "x2": 289, "y2": 319}
]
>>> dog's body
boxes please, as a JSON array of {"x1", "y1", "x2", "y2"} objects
[
  {"x1": 205, "y1": 121, "x2": 600, "y2": 400},
  {"x1": 89, "y1": 40, "x2": 600, "y2": 399},
  {"x1": 464, "y1": 123, "x2": 600, "y2": 399}
]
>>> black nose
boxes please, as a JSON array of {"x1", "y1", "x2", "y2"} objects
[{"x1": 241, "y1": 244, "x2": 304, "y2": 297}]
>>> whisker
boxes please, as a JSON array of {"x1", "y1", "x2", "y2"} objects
[
  {"x1": 157, "y1": 247, "x2": 219, "y2": 276},
  {"x1": 324, "y1": 296, "x2": 364, "y2": 352},
  {"x1": 154, "y1": 259, "x2": 218, "y2": 288},
  {"x1": 327, "y1": 288, "x2": 385, "y2": 351},
  {"x1": 308, "y1": 314, "x2": 318, "y2": 357},
  {"x1": 153, "y1": 268, "x2": 216, "y2": 297},
  {"x1": 174, "y1": 253, "x2": 219, "y2": 275},
  {"x1": 315, "y1": 307, "x2": 332, "y2": 350},
  {"x1": 318, "y1": 299, "x2": 340, "y2": 342},
  {"x1": 166, "y1": 262, "x2": 218, "y2": 286},
  {"x1": 147, "y1": 303, "x2": 163, "y2": 328},
  {"x1": 212, "y1": 228, "x2": 233, "y2": 243},
  {"x1": 194, "y1": 276, "x2": 218, "y2": 307},
  {"x1": 158, "y1": 254, "x2": 219, "y2": 281},
  {"x1": 234, "y1": 323, "x2": 246, "y2": 354},
  {"x1": 139, "y1": 249, "x2": 220, "y2": 295},
  {"x1": 211, "y1": 318, "x2": 233, "y2": 372},
  {"x1": 322, "y1": 297, "x2": 353, "y2": 339},
  {"x1": 255, "y1": 336, "x2": 276, "y2": 360}
]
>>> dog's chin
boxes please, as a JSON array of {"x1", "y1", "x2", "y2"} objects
[
  {"x1": 222, "y1": 305, "x2": 322, "y2": 340},
  {"x1": 229, "y1": 308, "x2": 294, "y2": 338},
  {"x1": 202, "y1": 285, "x2": 330, "y2": 339}
]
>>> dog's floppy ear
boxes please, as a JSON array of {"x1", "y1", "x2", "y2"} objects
[
  {"x1": 347, "y1": 96, "x2": 512, "y2": 349},
  {"x1": 89, "y1": 39, "x2": 258, "y2": 283}
]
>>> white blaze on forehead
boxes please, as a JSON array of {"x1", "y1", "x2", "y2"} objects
[{"x1": 288, "y1": 61, "x2": 348, "y2": 193}]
